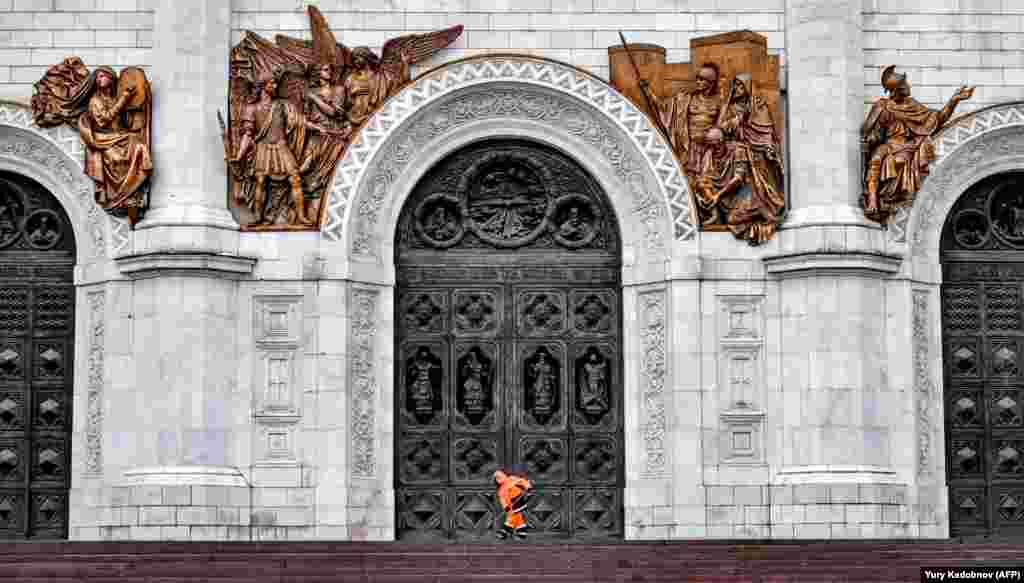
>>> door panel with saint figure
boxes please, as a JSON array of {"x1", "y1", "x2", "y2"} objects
[
  {"x1": 0, "y1": 172, "x2": 75, "y2": 540},
  {"x1": 395, "y1": 140, "x2": 623, "y2": 541},
  {"x1": 942, "y1": 172, "x2": 1024, "y2": 540}
]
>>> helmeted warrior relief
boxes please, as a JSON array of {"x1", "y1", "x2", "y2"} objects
[
  {"x1": 609, "y1": 31, "x2": 786, "y2": 244},
  {"x1": 31, "y1": 57, "x2": 153, "y2": 227},
  {"x1": 861, "y1": 65, "x2": 974, "y2": 224},
  {"x1": 220, "y1": 6, "x2": 462, "y2": 230}
]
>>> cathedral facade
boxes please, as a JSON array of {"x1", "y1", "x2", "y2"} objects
[{"x1": 0, "y1": 0, "x2": 1022, "y2": 542}]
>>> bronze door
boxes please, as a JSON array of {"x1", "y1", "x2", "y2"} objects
[
  {"x1": 942, "y1": 172, "x2": 1024, "y2": 539},
  {"x1": 0, "y1": 172, "x2": 75, "y2": 540},
  {"x1": 394, "y1": 140, "x2": 623, "y2": 541}
]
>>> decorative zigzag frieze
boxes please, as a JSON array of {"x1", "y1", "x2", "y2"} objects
[
  {"x1": 0, "y1": 102, "x2": 126, "y2": 258},
  {"x1": 321, "y1": 56, "x2": 694, "y2": 245},
  {"x1": 894, "y1": 102, "x2": 1024, "y2": 243}
]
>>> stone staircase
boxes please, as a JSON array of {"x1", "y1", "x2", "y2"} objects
[{"x1": 1, "y1": 540, "x2": 1021, "y2": 582}]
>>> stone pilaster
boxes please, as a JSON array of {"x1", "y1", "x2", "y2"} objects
[
  {"x1": 762, "y1": 0, "x2": 911, "y2": 538},
  {"x1": 78, "y1": 0, "x2": 258, "y2": 542}
]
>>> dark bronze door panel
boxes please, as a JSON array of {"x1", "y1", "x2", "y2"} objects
[
  {"x1": 0, "y1": 172, "x2": 75, "y2": 540},
  {"x1": 942, "y1": 172, "x2": 1024, "y2": 540},
  {"x1": 395, "y1": 140, "x2": 623, "y2": 541}
]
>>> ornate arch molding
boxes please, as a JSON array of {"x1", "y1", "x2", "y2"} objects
[
  {"x1": 899, "y1": 102, "x2": 1024, "y2": 282},
  {"x1": 321, "y1": 55, "x2": 693, "y2": 268},
  {"x1": 0, "y1": 102, "x2": 129, "y2": 264}
]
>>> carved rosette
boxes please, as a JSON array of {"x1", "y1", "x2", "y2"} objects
[
  {"x1": 639, "y1": 290, "x2": 667, "y2": 476},
  {"x1": 349, "y1": 288, "x2": 379, "y2": 479}
]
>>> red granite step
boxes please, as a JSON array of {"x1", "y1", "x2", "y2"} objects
[{"x1": 0, "y1": 541, "x2": 1022, "y2": 582}]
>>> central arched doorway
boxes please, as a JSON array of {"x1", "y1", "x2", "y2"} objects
[
  {"x1": 393, "y1": 139, "x2": 624, "y2": 541},
  {"x1": 0, "y1": 171, "x2": 75, "y2": 540},
  {"x1": 941, "y1": 171, "x2": 1024, "y2": 539}
]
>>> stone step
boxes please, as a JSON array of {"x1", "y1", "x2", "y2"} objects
[{"x1": 0, "y1": 542, "x2": 1020, "y2": 582}]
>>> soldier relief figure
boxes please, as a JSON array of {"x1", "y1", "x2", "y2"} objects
[
  {"x1": 221, "y1": 6, "x2": 462, "y2": 230},
  {"x1": 861, "y1": 65, "x2": 974, "y2": 224},
  {"x1": 31, "y1": 58, "x2": 153, "y2": 226},
  {"x1": 648, "y1": 65, "x2": 785, "y2": 244}
]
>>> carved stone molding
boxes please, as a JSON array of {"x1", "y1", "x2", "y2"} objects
[
  {"x1": 913, "y1": 289, "x2": 935, "y2": 479},
  {"x1": 84, "y1": 290, "x2": 104, "y2": 475},
  {"x1": 638, "y1": 289, "x2": 668, "y2": 477},
  {"x1": 349, "y1": 287, "x2": 379, "y2": 479},
  {"x1": 0, "y1": 102, "x2": 128, "y2": 259},
  {"x1": 900, "y1": 102, "x2": 1024, "y2": 248},
  {"x1": 322, "y1": 56, "x2": 692, "y2": 258}
]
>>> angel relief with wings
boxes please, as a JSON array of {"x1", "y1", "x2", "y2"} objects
[{"x1": 221, "y1": 6, "x2": 463, "y2": 230}]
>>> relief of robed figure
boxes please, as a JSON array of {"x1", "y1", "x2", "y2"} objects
[
  {"x1": 31, "y1": 57, "x2": 153, "y2": 227},
  {"x1": 861, "y1": 65, "x2": 974, "y2": 224},
  {"x1": 222, "y1": 5, "x2": 462, "y2": 230}
]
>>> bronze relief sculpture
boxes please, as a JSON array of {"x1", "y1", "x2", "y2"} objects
[
  {"x1": 31, "y1": 57, "x2": 153, "y2": 227},
  {"x1": 861, "y1": 66, "x2": 974, "y2": 224},
  {"x1": 222, "y1": 6, "x2": 462, "y2": 230},
  {"x1": 610, "y1": 31, "x2": 786, "y2": 245}
]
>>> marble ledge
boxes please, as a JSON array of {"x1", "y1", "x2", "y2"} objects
[
  {"x1": 762, "y1": 251, "x2": 903, "y2": 279},
  {"x1": 115, "y1": 250, "x2": 257, "y2": 279}
]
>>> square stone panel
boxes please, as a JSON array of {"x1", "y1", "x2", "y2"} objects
[
  {"x1": 0, "y1": 390, "x2": 25, "y2": 430},
  {"x1": 396, "y1": 488, "x2": 447, "y2": 542},
  {"x1": 948, "y1": 338, "x2": 982, "y2": 379},
  {"x1": 572, "y1": 488, "x2": 620, "y2": 538},
  {"x1": 32, "y1": 389, "x2": 66, "y2": 430},
  {"x1": 452, "y1": 289, "x2": 500, "y2": 337},
  {"x1": 400, "y1": 289, "x2": 448, "y2": 336},
  {"x1": 569, "y1": 290, "x2": 616, "y2": 336},
  {"x1": 0, "y1": 492, "x2": 25, "y2": 534},
  {"x1": 398, "y1": 435, "x2": 447, "y2": 486},
  {"x1": 452, "y1": 489, "x2": 498, "y2": 541},
  {"x1": 989, "y1": 337, "x2": 1021, "y2": 378},
  {"x1": 32, "y1": 341, "x2": 65, "y2": 381},
  {"x1": 571, "y1": 436, "x2": 617, "y2": 484},
  {"x1": 0, "y1": 440, "x2": 25, "y2": 483},
  {"x1": 0, "y1": 287, "x2": 30, "y2": 336},
  {"x1": 519, "y1": 436, "x2": 567, "y2": 484},
  {"x1": 950, "y1": 438, "x2": 984, "y2": 478},
  {"x1": 30, "y1": 439, "x2": 66, "y2": 484},
  {"x1": 32, "y1": 287, "x2": 73, "y2": 335},
  {"x1": 950, "y1": 387, "x2": 984, "y2": 428},
  {"x1": 0, "y1": 341, "x2": 25, "y2": 382},
  {"x1": 517, "y1": 290, "x2": 566, "y2": 337},
  {"x1": 451, "y1": 435, "x2": 499, "y2": 484}
]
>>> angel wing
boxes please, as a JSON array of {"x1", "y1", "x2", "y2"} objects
[
  {"x1": 30, "y1": 56, "x2": 93, "y2": 128},
  {"x1": 380, "y1": 24, "x2": 464, "y2": 68},
  {"x1": 232, "y1": 30, "x2": 307, "y2": 109},
  {"x1": 275, "y1": 5, "x2": 352, "y2": 70}
]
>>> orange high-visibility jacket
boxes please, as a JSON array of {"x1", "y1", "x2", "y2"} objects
[{"x1": 496, "y1": 473, "x2": 532, "y2": 529}]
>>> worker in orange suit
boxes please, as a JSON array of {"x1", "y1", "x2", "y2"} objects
[{"x1": 494, "y1": 467, "x2": 533, "y2": 540}]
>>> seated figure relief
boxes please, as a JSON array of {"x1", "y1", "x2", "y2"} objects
[
  {"x1": 221, "y1": 6, "x2": 462, "y2": 230},
  {"x1": 861, "y1": 65, "x2": 974, "y2": 224},
  {"x1": 610, "y1": 32, "x2": 786, "y2": 244},
  {"x1": 31, "y1": 58, "x2": 153, "y2": 227}
]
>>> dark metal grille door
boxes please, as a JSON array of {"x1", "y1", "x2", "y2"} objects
[
  {"x1": 0, "y1": 172, "x2": 75, "y2": 540},
  {"x1": 942, "y1": 172, "x2": 1024, "y2": 539},
  {"x1": 394, "y1": 140, "x2": 624, "y2": 541}
]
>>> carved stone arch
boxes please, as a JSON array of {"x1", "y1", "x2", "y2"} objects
[
  {"x1": 331, "y1": 57, "x2": 683, "y2": 540},
  {"x1": 320, "y1": 55, "x2": 694, "y2": 278},
  {"x1": 901, "y1": 102, "x2": 1024, "y2": 283},
  {"x1": 0, "y1": 103, "x2": 129, "y2": 266}
]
